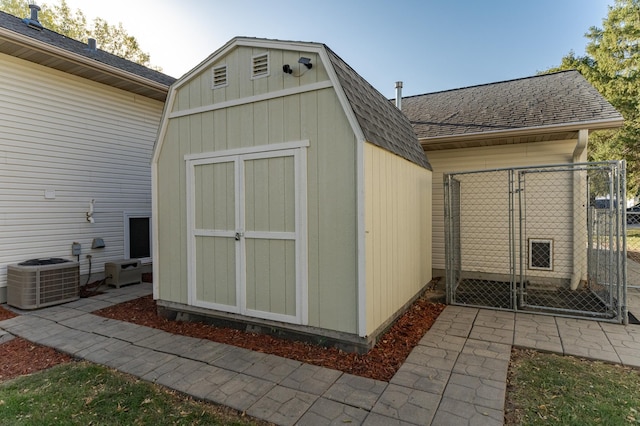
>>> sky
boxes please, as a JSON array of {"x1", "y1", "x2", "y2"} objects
[{"x1": 57, "y1": 0, "x2": 613, "y2": 98}]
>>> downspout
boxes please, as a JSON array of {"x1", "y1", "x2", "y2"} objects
[{"x1": 571, "y1": 129, "x2": 589, "y2": 290}]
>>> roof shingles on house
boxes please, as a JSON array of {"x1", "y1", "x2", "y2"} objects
[
  {"x1": 0, "y1": 9, "x2": 176, "y2": 100},
  {"x1": 325, "y1": 45, "x2": 431, "y2": 170},
  {"x1": 402, "y1": 70, "x2": 623, "y2": 142}
]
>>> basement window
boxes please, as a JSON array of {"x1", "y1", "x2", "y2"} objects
[
  {"x1": 529, "y1": 239, "x2": 553, "y2": 271},
  {"x1": 212, "y1": 65, "x2": 228, "y2": 88},
  {"x1": 251, "y1": 52, "x2": 269, "y2": 79},
  {"x1": 124, "y1": 212, "x2": 151, "y2": 263}
]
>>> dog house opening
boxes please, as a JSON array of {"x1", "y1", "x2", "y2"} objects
[{"x1": 529, "y1": 239, "x2": 553, "y2": 271}]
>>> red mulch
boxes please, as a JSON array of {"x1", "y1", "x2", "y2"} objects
[
  {"x1": 0, "y1": 283, "x2": 444, "y2": 383},
  {"x1": 94, "y1": 295, "x2": 445, "y2": 382},
  {"x1": 0, "y1": 337, "x2": 73, "y2": 382},
  {"x1": 1, "y1": 306, "x2": 72, "y2": 383},
  {"x1": 0, "y1": 305, "x2": 17, "y2": 321}
]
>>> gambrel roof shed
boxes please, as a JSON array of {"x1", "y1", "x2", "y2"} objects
[{"x1": 153, "y1": 37, "x2": 432, "y2": 351}]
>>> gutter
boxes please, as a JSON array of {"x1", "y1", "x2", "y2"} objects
[
  {"x1": 571, "y1": 129, "x2": 589, "y2": 291},
  {"x1": 419, "y1": 118, "x2": 624, "y2": 150}
]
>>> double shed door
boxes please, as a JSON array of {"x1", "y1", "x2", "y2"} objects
[{"x1": 187, "y1": 145, "x2": 307, "y2": 325}]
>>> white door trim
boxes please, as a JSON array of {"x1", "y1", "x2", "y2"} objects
[{"x1": 186, "y1": 143, "x2": 308, "y2": 325}]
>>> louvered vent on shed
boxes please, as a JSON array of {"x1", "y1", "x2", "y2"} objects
[
  {"x1": 252, "y1": 53, "x2": 269, "y2": 78},
  {"x1": 212, "y1": 65, "x2": 228, "y2": 88}
]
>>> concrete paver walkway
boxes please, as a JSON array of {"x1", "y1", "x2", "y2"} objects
[{"x1": 2, "y1": 283, "x2": 640, "y2": 425}]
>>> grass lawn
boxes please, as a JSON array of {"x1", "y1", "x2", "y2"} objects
[
  {"x1": 3, "y1": 345, "x2": 640, "y2": 425},
  {"x1": 507, "y1": 349, "x2": 640, "y2": 425},
  {"x1": 0, "y1": 361, "x2": 263, "y2": 425}
]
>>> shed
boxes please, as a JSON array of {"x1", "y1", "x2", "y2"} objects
[
  {"x1": 152, "y1": 37, "x2": 432, "y2": 351},
  {"x1": 0, "y1": 7, "x2": 175, "y2": 303},
  {"x1": 401, "y1": 70, "x2": 624, "y2": 280}
]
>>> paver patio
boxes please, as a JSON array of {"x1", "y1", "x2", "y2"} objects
[{"x1": 2, "y1": 282, "x2": 640, "y2": 425}]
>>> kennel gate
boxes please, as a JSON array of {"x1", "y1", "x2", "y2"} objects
[{"x1": 444, "y1": 161, "x2": 627, "y2": 323}]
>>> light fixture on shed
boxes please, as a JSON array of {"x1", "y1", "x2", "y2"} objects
[
  {"x1": 283, "y1": 57, "x2": 313, "y2": 77},
  {"x1": 298, "y1": 57, "x2": 312, "y2": 69}
]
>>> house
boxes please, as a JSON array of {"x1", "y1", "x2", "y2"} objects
[
  {"x1": 0, "y1": 6, "x2": 176, "y2": 303},
  {"x1": 152, "y1": 37, "x2": 432, "y2": 352},
  {"x1": 401, "y1": 71, "x2": 624, "y2": 282}
]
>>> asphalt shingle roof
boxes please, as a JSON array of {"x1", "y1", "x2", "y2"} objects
[
  {"x1": 402, "y1": 70, "x2": 622, "y2": 140},
  {"x1": 325, "y1": 46, "x2": 431, "y2": 170},
  {"x1": 0, "y1": 9, "x2": 175, "y2": 87}
]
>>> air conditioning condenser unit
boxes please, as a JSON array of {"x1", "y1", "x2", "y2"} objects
[{"x1": 7, "y1": 258, "x2": 79, "y2": 309}]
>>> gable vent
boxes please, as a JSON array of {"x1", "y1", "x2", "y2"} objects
[
  {"x1": 252, "y1": 53, "x2": 269, "y2": 79},
  {"x1": 212, "y1": 65, "x2": 228, "y2": 88}
]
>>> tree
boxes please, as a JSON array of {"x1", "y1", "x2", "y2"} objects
[
  {"x1": 546, "y1": 0, "x2": 640, "y2": 196},
  {"x1": 0, "y1": 0, "x2": 154, "y2": 68}
]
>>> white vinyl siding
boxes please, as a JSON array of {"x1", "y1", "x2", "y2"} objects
[
  {"x1": 426, "y1": 139, "x2": 576, "y2": 273},
  {"x1": 0, "y1": 53, "x2": 164, "y2": 294}
]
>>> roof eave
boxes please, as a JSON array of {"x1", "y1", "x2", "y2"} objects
[
  {"x1": 419, "y1": 117, "x2": 624, "y2": 150},
  {"x1": 0, "y1": 26, "x2": 170, "y2": 100}
]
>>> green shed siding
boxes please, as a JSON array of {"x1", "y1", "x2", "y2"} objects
[
  {"x1": 308, "y1": 88, "x2": 358, "y2": 333},
  {"x1": 173, "y1": 46, "x2": 330, "y2": 113},
  {"x1": 156, "y1": 74, "x2": 359, "y2": 332}
]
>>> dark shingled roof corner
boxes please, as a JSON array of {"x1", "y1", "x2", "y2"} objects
[
  {"x1": 0, "y1": 9, "x2": 175, "y2": 87},
  {"x1": 324, "y1": 45, "x2": 431, "y2": 170},
  {"x1": 402, "y1": 70, "x2": 623, "y2": 140}
]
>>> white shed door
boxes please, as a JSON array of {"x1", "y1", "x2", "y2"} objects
[{"x1": 187, "y1": 146, "x2": 307, "y2": 325}]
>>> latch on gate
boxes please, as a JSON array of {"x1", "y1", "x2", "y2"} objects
[{"x1": 235, "y1": 231, "x2": 244, "y2": 241}]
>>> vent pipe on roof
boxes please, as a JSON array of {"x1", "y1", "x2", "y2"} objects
[
  {"x1": 23, "y1": 3, "x2": 43, "y2": 31},
  {"x1": 395, "y1": 81, "x2": 403, "y2": 110},
  {"x1": 87, "y1": 38, "x2": 97, "y2": 52}
]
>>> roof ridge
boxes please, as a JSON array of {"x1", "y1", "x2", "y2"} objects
[{"x1": 403, "y1": 69, "x2": 579, "y2": 99}]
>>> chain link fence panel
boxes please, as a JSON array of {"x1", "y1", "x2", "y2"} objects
[
  {"x1": 627, "y1": 207, "x2": 640, "y2": 290},
  {"x1": 444, "y1": 161, "x2": 627, "y2": 323}
]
